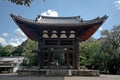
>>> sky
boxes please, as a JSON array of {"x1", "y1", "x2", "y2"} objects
[{"x1": 0, "y1": 0, "x2": 120, "y2": 47}]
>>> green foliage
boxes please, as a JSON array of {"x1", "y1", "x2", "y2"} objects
[
  {"x1": 16, "y1": 39, "x2": 38, "y2": 66},
  {"x1": 100, "y1": 25, "x2": 120, "y2": 74},
  {"x1": 80, "y1": 39, "x2": 109, "y2": 72},
  {"x1": 7, "y1": 0, "x2": 45, "y2": 6},
  {"x1": 8, "y1": 0, "x2": 33, "y2": 6},
  {"x1": 80, "y1": 25, "x2": 120, "y2": 74},
  {"x1": 0, "y1": 45, "x2": 16, "y2": 57}
]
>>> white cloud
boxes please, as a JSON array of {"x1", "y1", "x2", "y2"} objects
[
  {"x1": 9, "y1": 37, "x2": 26, "y2": 47},
  {"x1": 14, "y1": 29, "x2": 27, "y2": 39},
  {"x1": 8, "y1": 29, "x2": 27, "y2": 47},
  {"x1": 98, "y1": 27, "x2": 103, "y2": 31},
  {"x1": 1, "y1": 33, "x2": 9, "y2": 37},
  {"x1": 0, "y1": 37, "x2": 7, "y2": 46},
  {"x1": 115, "y1": 0, "x2": 120, "y2": 9},
  {"x1": 0, "y1": 29, "x2": 27, "y2": 47},
  {"x1": 41, "y1": 9, "x2": 58, "y2": 17}
]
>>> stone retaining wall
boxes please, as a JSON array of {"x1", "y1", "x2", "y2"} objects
[{"x1": 18, "y1": 69, "x2": 99, "y2": 77}]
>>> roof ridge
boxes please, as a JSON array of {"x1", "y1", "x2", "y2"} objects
[{"x1": 40, "y1": 15, "x2": 80, "y2": 19}]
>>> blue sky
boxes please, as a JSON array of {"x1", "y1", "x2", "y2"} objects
[{"x1": 0, "y1": 0, "x2": 120, "y2": 46}]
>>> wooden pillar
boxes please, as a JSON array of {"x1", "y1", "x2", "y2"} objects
[
  {"x1": 72, "y1": 52, "x2": 75, "y2": 68},
  {"x1": 73, "y1": 50, "x2": 76, "y2": 69},
  {"x1": 38, "y1": 41, "x2": 41, "y2": 68},
  {"x1": 48, "y1": 48, "x2": 51, "y2": 68},
  {"x1": 38, "y1": 38, "x2": 44, "y2": 68},
  {"x1": 66, "y1": 50, "x2": 70, "y2": 68},
  {"x1": 74, "y1": 37, "x2": 80, "y2": 69}
]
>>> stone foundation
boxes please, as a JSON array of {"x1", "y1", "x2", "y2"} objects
[{"x1": 17, "y1": 69, "x2": 99, "y2": 77}]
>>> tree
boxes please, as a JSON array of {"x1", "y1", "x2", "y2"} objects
[
  {"x1": 0, "y1": 45, "x2": 16, "y2": 57},
  {"x1": 16, "y1": 39, "x2": 38, "y2": 66},
  {"x1": 8, "y1": 0, "x2": 33, "y2": 6},
  {"x1": 80, "y1": 37, "x2": 110, "y2": 73},
  {"x1": 100, "y1": 25, "x2": 120, "y2": 74},
  {"x1": 8, "y1": 0, "x2": 45, "y2": 6}
]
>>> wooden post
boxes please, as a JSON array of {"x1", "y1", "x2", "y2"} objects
[
  {"x1": 48, "y1": 48, "x2": 51, "y2": 68},
  {"x1": 66, "y1": 50, "x2": 70, "y2": 68},
  {"x1": 74, "y1": 37, "x2": 80, "y2": 69},
  {"x1": 72, "y1": 51, "x2": 75, "y2": 68},
  {"x1": 38, "y1": 38, "x2": 44, "y2": 68}
]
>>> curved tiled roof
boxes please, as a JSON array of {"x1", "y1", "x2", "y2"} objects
[{"x1": 11, "y1": 14, "x2": 108, "y2": 26}]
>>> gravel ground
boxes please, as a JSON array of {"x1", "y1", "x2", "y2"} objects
[
  {"x1": 65, "y1": 75, "x2": 120, "y2": 80},
  {"x1": 0, "y1": 74, "x2": 120, "y2": 80}
]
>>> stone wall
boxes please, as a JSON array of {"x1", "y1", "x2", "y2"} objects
[{"x1": 18, "y1": 69, "x2": 99, "y2": 77}]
